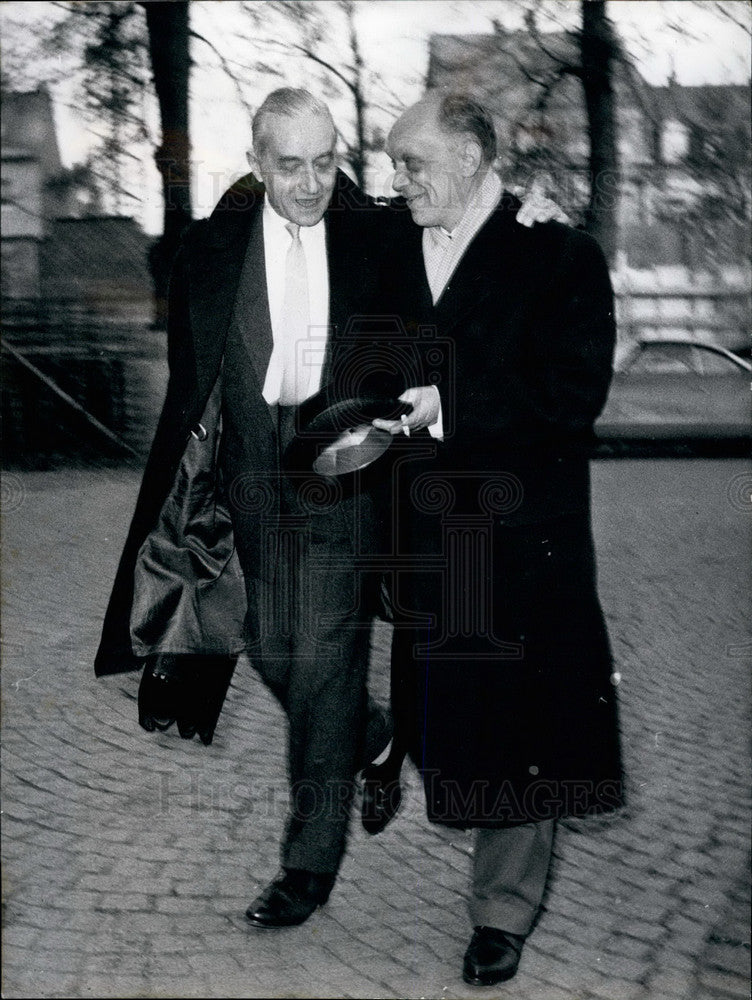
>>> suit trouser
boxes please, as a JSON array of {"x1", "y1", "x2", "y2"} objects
[
  {"x1": 469, "y1": 819, "x2": 555, "y2": 934},
  {"x1": 247, "y1": 485, "x2": 388, "y2": 875}
]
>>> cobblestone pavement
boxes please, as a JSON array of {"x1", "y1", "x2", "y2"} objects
[{"x1": 1, "y1": 459, "x2": 750, "y2": 999}]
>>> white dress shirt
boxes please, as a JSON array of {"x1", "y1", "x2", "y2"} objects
[{"x1": 261, "y1": 199, "x2": 330, "y2": 405}]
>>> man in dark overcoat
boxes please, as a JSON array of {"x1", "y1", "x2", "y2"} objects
[
  {"x1": 94, "y1": 84, "x2": 574, "y2": 941},
  {"x1": 94, "y1": 88, "x2": 413, "y2": 928},
  {"x1": 369, "y1": 92, "x2": 625, "y2": 986}
]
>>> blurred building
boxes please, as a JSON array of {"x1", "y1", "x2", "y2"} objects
[
  {"x1": 428, "y1": 30, "x2": 750, "y2": 267},
  {"x1": 427, "y1": 30, "x2": 751, "y2": 347},
  {"x1": 1, "y1": 87, "x2": 162, "y2": 464},
  {"x1": 1, "y1": 86, "x2": 152, "y2": 309},
  {"x1": 1, "y1": 87, "x2": 65, "y2": 298}
]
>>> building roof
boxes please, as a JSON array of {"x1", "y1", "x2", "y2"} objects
[{"x1": 40, "y1": 216, "x2": 152, "y2": 302}]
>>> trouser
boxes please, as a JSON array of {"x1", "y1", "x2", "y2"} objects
[
  {"x1": 220, "y1": 332, "x2": 390, "y2": 875},
  {"x1": 469, "y1": 819, "x2": 555, "y2": 935},
  {"x1": 247, "y1": 485, "x2": 389, "y2": 875}
]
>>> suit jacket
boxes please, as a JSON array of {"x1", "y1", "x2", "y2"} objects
[{"x1": 95, "y1": 170, "x2": 394, "y2": 676}]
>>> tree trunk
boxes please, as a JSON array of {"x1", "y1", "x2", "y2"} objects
[
  {"x1": 580, "y1": 0, "x2": 619, "y2": 265},
  {"x1": 344, "y1": 1, "x2": 367, "y2": 191},
  {"x1": 141, "y1": 1, "x2": 192, "y2": 328}
]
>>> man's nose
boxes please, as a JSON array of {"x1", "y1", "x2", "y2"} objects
[
  {"x1": 392, "y1": 168, "x2": 409, "y2": 193},
  {"x1": 300, "y1": 166, "x2": 321, "y2": 195}
]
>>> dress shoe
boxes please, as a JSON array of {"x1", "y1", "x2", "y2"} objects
[
  {"x1": 462, "y1": 926, "x2": 526, "y2": 986},
  {"x1": 245, "y1": 869, "x2": 334, "y2": 928},
  {"x1": 361, "y1": 760, "x2": 402, "y2": 835}
]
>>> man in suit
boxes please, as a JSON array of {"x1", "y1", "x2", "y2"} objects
[
  {"x1": 95, "y1": 87, "x2": 407, "y2": 928},
  {"x1": 367, "y1": 91, "x2": 624, "y2": 986},
  {"x1": 95, "y1": 85, "x2": 565, "y2": 932}
]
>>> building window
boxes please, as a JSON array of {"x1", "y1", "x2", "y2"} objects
[{"x1": 660, "y1": 119, "x2": 689, "y2": 164}]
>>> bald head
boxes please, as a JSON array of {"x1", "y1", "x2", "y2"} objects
[
  {"x1": 391, "y1": 92, "x2": 497, "y2": 165},
  {"x1": 387, "y1": 91, "x2": 497, "y2": 231}
]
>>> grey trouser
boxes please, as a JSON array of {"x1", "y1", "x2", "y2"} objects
[
  {"x1": 469, "y1": 819, "x2": 555, "y2": 934},
  {"x1": 251, "y1": 491, "x2": 385, "y2": 874}
]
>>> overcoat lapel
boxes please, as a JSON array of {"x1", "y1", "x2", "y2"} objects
[
  {"x1": 227, "y1": 209, "x2": 275, "y2": 436},
  {"x1": 321, "y1": 194, "x2": 367, "y2": 380},
  {"x1": 187, "y1": 192, "x2": 264, "y2": 409},
  {"x1": 325, "y1": 207, "x2": 362, "y2": 341},
  {"x1": 433, "y1": 196, "x2": 523, "y2": 336},
  {"x1": 399, "y1": 219, "x2": 434, "y2": 330}
]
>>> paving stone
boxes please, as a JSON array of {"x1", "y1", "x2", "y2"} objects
[
  {"x1": 582, "y1": 972, "x2": 646, "y2": 1000},
  {"x1": 602, "y1": 935, "x2": 655, "y2": 962},
  {"x1": 694, "y1": 967, "x2": 751, "y2": 999},
  {"x1": 647, "y1": 967, "x2": 697, "y2": 995}
]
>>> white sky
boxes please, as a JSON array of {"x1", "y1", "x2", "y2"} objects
[{"x1": 2, "y1": 0, "x2": 750, "y2": 233}]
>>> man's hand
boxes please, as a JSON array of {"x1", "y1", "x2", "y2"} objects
[
  {"x1": 515, "y1": 178, "x2": 570, "y2": 228},
  {"x1": 372, "y1": 385, "x2": 441, "y2": 436}
]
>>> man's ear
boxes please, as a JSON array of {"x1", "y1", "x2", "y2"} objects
[
  {"x1": 246, "y1": 148, "x2": 261, "y2": 177},
  {"x1": 460, "y1": 139, "x2": 483, "y2": 178}
]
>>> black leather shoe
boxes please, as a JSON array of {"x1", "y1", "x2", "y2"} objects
[
  {"x1": 245, "y1": 869, "x2": 334, "y2": 928},
  {"x1": 462, "y1": 926, "x2": 526, "y2": 986},
  {"x1": 361, "y1": 761, "x2": 402, "y2": 835}
]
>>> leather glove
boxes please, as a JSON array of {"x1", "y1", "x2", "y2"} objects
[{"x1": 138, "y1": 654, "x2": 237, "y2": 745}]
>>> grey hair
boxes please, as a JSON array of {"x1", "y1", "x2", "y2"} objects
[
  {"x1": 436, "y1": 93, "x2": 497, "y2": 164},
  {"x1": 252, "y1": 88, "x2": 335, "y2": 156}
]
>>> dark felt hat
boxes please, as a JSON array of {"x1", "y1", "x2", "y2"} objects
[{"x1": 283, "y1": 389, "x2": 412, "y2": 477}]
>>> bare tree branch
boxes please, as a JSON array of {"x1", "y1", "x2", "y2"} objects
[
  {"x1": 704, "y1": 0, "x2": 752, "y2": 36},
  {"x1": 189, "y1": 28, "x2": 254, "y2": 120},
  {"x1": 524, "y1": 7, "x2": 579, "y2": 71},
  {"x1": 252, "y1": 35, "x2": 357, "y2": 96}
]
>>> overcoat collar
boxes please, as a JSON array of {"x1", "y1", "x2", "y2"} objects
[
  {"x1": 432, "y1": 190, "x2": 525, "y2": 333},
  {"x1": 396, "y1": 190, "x2": 525, "y2": 334},
  {"x1": 186, "y1": 174, "x2": 264, "y2": 406}
]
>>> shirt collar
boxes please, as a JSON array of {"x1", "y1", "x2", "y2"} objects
[
  {"x1": 263, "y1": 196, "x2": 325, "y2": 243},
  {"x1": 427, "y1": 167, "x2": 502, "y2": 247}
]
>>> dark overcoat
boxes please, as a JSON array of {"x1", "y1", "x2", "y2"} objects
[
  {"x1": 94, "y1": 171, "x2": 399, "y2": 677},
  {"x1": 383, "y1": 194, "x2": 625, "y2": 827}
]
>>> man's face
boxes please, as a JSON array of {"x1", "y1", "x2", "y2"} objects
[
  {"x1": 387, "y1": 105, "x2": 472, "y2": 231},
  {"x1": 253, "y1": 112, "x2": 337, "y2": 227}
]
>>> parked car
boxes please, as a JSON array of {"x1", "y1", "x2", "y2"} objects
[{"x1": 594, "y1": 338, "x2": 751, "y2": 456}]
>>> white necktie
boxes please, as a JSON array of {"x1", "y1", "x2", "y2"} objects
[{"x1": 278, "y1": 222, "x2": 311, "y2": 405}]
